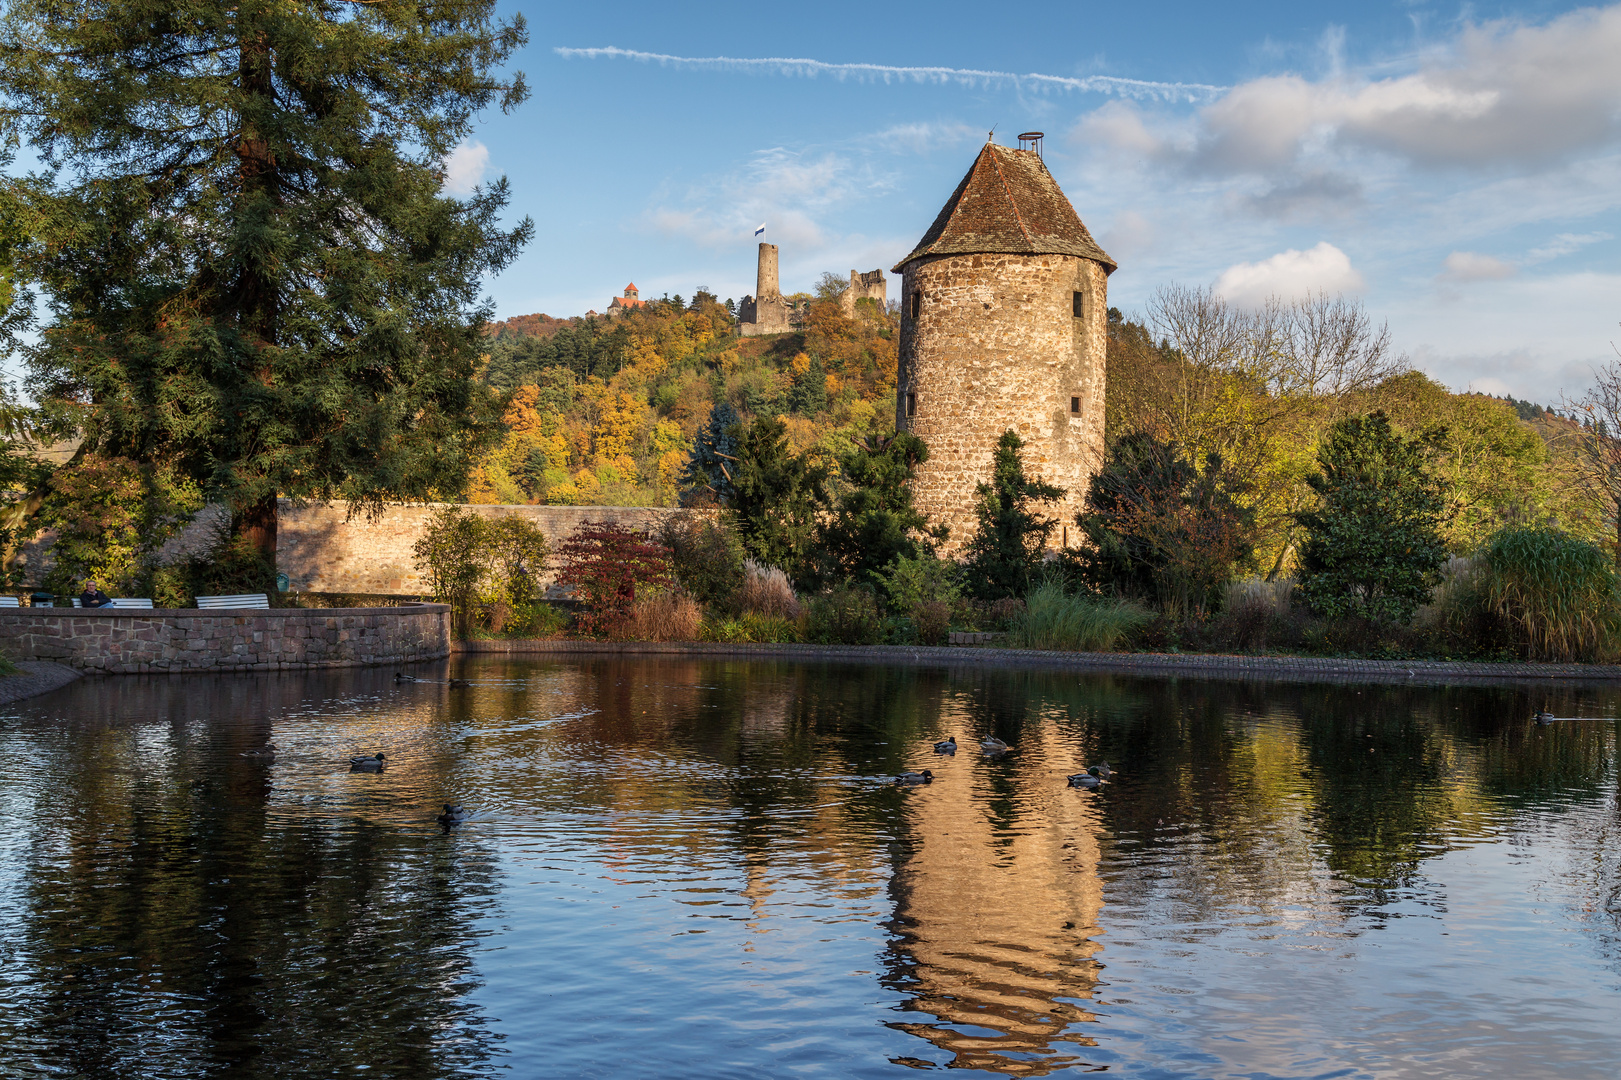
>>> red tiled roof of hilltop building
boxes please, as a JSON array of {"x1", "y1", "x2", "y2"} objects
[
  {"x1": 894, "y1": 141, "x2": 1115, "y2": 273},
  {"x1": 623, "y1": 283, "x2": 638, "y2": 295}
]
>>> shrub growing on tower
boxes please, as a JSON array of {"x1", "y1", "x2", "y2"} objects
[
  {"x1": 817, "y1": 431, "x2": 947, "y2": 587},
  {"x1": 961, "y1": 430, "x2": 1065, "y2": 601}
]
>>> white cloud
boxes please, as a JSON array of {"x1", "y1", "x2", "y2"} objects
[
  {"x1": 865, "y1": 121, "x2": 980, "y2": 155},
  {"x1": 1213, "y1": 242, "x2": 1364, "y2": 306},
  {"x1": 442, "y1": 140, "x2": 490, "y2": 195},
  {"x1": 647, "y1": 147, "x2": 892, "y2": 253},
  {"x1": 1074, "y1": 6, "x2": 1621, "y2": 179},
  {"x1": 1099, "y1": 210, "x2": 1155, "y2": 262},
  {"x1": 1438, "y1": 251, "x2": 1514, "y2": 282},
  {"x1": 1526, "y1": 231, "x2": 1613, "y2": 263}
]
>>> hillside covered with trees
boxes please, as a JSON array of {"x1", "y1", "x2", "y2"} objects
[{"x1": 465, "y1": 284, "x2": 897, "y2": 506}]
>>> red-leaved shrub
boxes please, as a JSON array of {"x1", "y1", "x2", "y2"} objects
[{"x1": 554, "y1": 522, "x2": 672, "y2": 636}]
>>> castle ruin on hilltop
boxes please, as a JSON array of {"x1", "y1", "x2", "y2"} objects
[
  {"x1": 894, "y1": 133, "x2": 1116, "y2": 555},
  {"x1": 841, "y1": 269, "x2": 887, "y2": 316},
  {"x1": 738, "y1": 243, "x2": 796, "y2": 336},
  {"x1": 738, "y1": 243, "x2": 888, "y2": 335}
]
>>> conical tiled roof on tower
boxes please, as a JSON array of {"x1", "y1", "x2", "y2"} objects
[{"x1": 893, "y1": 142, "x2": 1116, "y2": 273}]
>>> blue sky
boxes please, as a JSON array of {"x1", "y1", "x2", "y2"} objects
[{"x1": 461, "y1": 0, "x2": 1620, "y2": 401}]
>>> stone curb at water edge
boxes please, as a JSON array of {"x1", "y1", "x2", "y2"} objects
[{"x1": 449, "y1": 640, "x2": 1621, "y2": 688}]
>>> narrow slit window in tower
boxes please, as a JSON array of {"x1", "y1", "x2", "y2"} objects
[
  {"x1": 906, "y1": 393, "x2": 917, "y2": 418},
  {"x1": 910, "y1": 291, "x2": 921, "y2": 320},
  {"x1": 1072, "y1": 291, "x2": 1085, "y2": 319},
  {"x1": 1070, "y1": 395, "x2": 1081, "y2": 414}
]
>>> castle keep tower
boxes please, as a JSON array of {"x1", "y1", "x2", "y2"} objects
[
  {"x1": 739, "y1": 242, "x2": 793, "y2": 336},
  {"x1": 894, "y1": 135, "x2": 1116, "y2": 553}
]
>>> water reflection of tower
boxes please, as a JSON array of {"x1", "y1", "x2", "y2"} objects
[{"x1": 885, "y1": 722, "x2": 1106, "y2": 1075}]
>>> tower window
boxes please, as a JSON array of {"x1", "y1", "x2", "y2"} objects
[
  {"x1": 910, "y1": 291, "x2": 921, "y2": 320},
  {"x1": 906, "y1": 393, "x2": 917, "y2": 417},
  {"x1": 1070, "y1": 396, "x2": 1081, "y2": 414},
  {"x1": 1072, "y1": 291, "x2": 1085, "y2": 319}
]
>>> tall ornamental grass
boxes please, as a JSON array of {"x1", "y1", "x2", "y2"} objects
[
  {"x1": 1482, "y1": 526, "x2": 1620, "y2": 662},
  {"x1": 1006, "y1": 583, "x2": 1151, "y2": 652}
]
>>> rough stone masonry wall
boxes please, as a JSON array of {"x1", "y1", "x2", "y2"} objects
[
  {"x1": 0, "y1": 604, "x2": 450, "y2": 674},
  {"x1": 840, "y1": 269, "x2": 887, "y2": 315},
  {"x1": 897, "y1": 252, "x2": 1107, "y2": 553},
  {"x1": 278, "y1": 501, "x2": 697, "y2": 595}
]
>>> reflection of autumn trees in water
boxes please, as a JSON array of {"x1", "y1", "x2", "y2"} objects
[
  {"x1": 0, "y1": 672, "x2": 503, "y2": 1079},
  {"x1": 0, "y1": 659, "x2": 1616, "y2": 1075}
]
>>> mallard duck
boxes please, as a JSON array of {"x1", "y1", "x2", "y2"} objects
[
  {"x1": 933, "y1": 737, "x2": 957, "y2": 754},
  {"x1": 240, "y1": 745, "x2": 277, "y2": 760},
  {"x1": 894, "y1": 770, "x2": 934, "y2": 786},
  {"x1": 393, "y1": 672, "x2": 417, "y2": 684},
  {"x1": 1089, "y1": 761, "x2": 1114, "y2": 779},
  {"x1": 1533, "y1": 711, "x2": 1557, "y2": 726},
  {"x1": 448, "y1": 678, "x2": 471, "y2": 689},
  {"x1": 980, "y1": 736, "x2": 1009, "y2": 753},
  {"x1": 437, "y1": 803, "x2": 468, "y2": 825},
  {"x1": 349, "y1": 753, "x2": 386, "y2": 772},
  {"x1": 1068, "y1": 772, "x2": 1101, "y2": 789}
]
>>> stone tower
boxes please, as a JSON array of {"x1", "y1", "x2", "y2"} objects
[
  {"x1": 756, "y1": 242, "x2": 779, "y2": 299},
  {"x1": 739, "y1": 242, "x2": 793, "y2": 336},
  {"x1": 894, "y1": 137, "x2": 1116, "y2": 554}
]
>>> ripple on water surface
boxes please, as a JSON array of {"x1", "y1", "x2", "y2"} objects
[{"x1": 0, "y1": 660, "x2": 1617, "y2": 1078}]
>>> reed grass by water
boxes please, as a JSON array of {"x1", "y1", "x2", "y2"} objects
[{"x1": 1005, "y1": 582, "x2": 1151, "y2": 651}]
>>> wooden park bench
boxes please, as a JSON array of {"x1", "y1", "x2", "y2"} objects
[
  {"x1": 109, "y1": 598, "x2": 155, "y2": 609},
  {"x1": 197, "y1": 593, "x2": 271, "y2": 610}
]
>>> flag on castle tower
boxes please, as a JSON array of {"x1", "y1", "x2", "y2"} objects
[{"x1": 754, "y1": 223, "x2": 766, "y2": 236}]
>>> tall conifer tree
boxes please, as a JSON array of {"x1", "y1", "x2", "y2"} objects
[{"x1": 0, "y1": 0, "x2": 532, "y2": 559}]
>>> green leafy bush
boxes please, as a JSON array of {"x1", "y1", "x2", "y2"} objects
[
  {"x1": 660, "y1": 515, "x2": 744, "y2": 609},
  {"x1": 42, "y1": 455, "x2": 202, "y2": 597},
  {"x1": 701, "y1": 612, "x2": 801, "y2": 643},
  {"x1": 1005, "y1": 583, "x2": 1150, "y2": 652},
  {"x1": 413, "y1": 506, "x2": 490, "y2": 637},
  {"x1": 803, "y1": 584, "x2": 883, "y2": 645},
  {"x1": 412, "y1": 507, "x2": 552, "y2": 637},
  {"x1": 1296, "y1": 412, "x2": 1447, "y2": 625},
  {"x1": 878, "y1": 552, "x2": 962, "y2": 612}
]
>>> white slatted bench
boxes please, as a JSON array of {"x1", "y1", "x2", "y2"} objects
[
  {"x1": 197, "y1": 593, "x2": 271, "y2": 609},
  {"x1": 0, "y1": 596, "x2": 18, "y2": 608},
  {"x1": 63, "y1": 597, "x2": 153, "y2": 609}
]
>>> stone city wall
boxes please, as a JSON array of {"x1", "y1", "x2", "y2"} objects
[
  {"x1": 0, "y1": 603, "x2": 450, "y2": 674},
  {"x1": 278, "y1": 501, "x2": 698, "y2": 595}
]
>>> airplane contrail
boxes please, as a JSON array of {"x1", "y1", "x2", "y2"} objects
[{"x1": 554, "y1": 46, "x2": 1226, "y2": 103}]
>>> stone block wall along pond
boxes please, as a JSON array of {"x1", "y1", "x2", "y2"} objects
[
  {"x1": 0, "y1": 603, "x2": 450, "y2": 673},
  {"x1": 0, "y1": 655, "x2": 1617, "y2": 1078}
]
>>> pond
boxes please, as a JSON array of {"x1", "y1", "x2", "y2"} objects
[{"x1": 0, "y1": 657, "x2": 1617, "y2": 1078}]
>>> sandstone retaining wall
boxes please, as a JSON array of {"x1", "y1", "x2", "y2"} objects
[
  {"x1": 278, "y1": 501, "x2": 697, "y2": 595},
  {"x1": 0, "y1": 604, "x2": 450, "y2": 674}
]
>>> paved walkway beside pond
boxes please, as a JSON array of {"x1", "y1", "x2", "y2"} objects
[{"x1": 455, "y1": 639, "x2": 1621, "y2": 687}]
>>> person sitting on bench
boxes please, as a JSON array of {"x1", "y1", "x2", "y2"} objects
[{"x1": 80, "y1": 579, "x2": 112, "y2": 608}]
